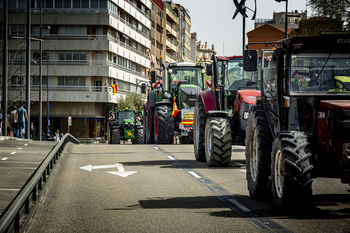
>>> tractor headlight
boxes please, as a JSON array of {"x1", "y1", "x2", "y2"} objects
[
  {"x1": 169, "y1": 69, "x2": 172, "y2": 74},
  {"x1": 343, "y1": 143, "x2": 350, "y2": 152},
  {"x1": 243, "y1": 111, "x2": 249, "y2": 120}
]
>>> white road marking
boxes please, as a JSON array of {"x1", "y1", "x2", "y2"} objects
[
  {"x1": 10, "y1": 152, "x2": 17, "y2": 155},
  {"x1": 18, "y1": 148, "x2": 23, "y2": 150},
  {"x1": 167, "y1": 156, "x2": 175, "y2": 160},
  {"x1": 1, "y1": 157, "x2": 8, "y2": 161},
  {"x1": 79, "y1": 164, "x2": 120, "y2": 171},
  {"x1": 0, "y1": 188, "x2": 21, "y2": 191},
  {"x1": 107, "y1": 163, "x2": 137, "y2": 178},
  {"x1": 229, "y1": 199, "x2": 251, "y2": 212},
  {"x1": 188, "y1": 171, "x2": 201, "y2": 179},
  {"x1": 238, "y1": 169, "x2": 246, "y2": 173},
  {"x1": 153, "y1": 147, "x2": 159, "y2": 150},
  {"x1": 24, "y1": 144, "x2": 28, "y2": 146}
]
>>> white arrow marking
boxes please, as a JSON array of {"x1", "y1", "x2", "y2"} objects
[
  {"x1": 107, "y1": 163, "x2": 137, "y2": 178},
  {"x1": 79, "y1": 163, "x2": 119, "y2": 172}
]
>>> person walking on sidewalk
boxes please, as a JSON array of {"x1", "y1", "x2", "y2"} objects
[
  {"x1": 16, "y1": 102, "x2": 28, "y2": 139},
  {"x1": 9, "y1": 106, "x2": 17, "y2": 137},
  {"x1": 30, "y1": 122, "x2": 36, "y2": 140}
]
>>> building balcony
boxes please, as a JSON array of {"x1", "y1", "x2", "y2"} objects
[{"x1": 6, "y1": 85, "x2": 133, "y2": 104}]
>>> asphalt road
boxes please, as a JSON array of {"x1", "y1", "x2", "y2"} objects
[
  {"x1": 0, "y1": 138, "x2": 57, "y2": 215},
  {"x1": 25, "y1": 143, "x2": 350, "y2": 233}
]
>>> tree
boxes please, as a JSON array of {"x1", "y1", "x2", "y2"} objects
[
  {"x1": 308, "y1": 0, "x2": 350, "y2": 28},
  {"x1": 117, "y1": 92, "x2": 145, "y2": 115}
]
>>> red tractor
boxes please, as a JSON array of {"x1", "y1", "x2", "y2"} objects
[
  {"x1": 193, "y1": 55, "x2": 260, "y2": 166},
  {"x1": 243, "y1": 33, "x2": 350, "y2": 210}
]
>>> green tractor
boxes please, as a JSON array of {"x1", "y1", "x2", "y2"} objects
[
  {"x1": 143, "y1": 62, "x2": 206, "y2": 144},
  {"x1": 108, "y1": 108, "x2": 143, "y2": 144}
]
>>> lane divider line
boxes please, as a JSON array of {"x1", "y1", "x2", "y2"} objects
[
  {"x1": 10, "y1": 152, "x2": 17, "y2": 155},
  {"x1": 188, "y1": 171, "x2": 201, "y2": 179},
  {"x1": 229, "y1": 199, "x2": 251, "y2": 213},
  {"x1": 2, "y1": 157, "x2": 8, "y2": 161}
]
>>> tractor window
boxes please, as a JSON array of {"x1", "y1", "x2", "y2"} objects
[
  {"x1": 168, "y1": 67, "x2": 204, "y2": 89},
  {"x1": 118, "y1": 111, "x2": 135, "y2": 122},
  {"x1": 291, "y1": 53, "x2": 350, "y2": 94},
  {"x1": 225, "y1": 58, "x2": 260, "y2": 91}
]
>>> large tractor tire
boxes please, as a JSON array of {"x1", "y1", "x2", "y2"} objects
[
  {"x1": 112, "y1": 128, "x2": 121, "y2": 144},
  {"x1": 180, "y1": 132, "x2": 194, "y2": 144},
  {"x1": 193, "y1": 98, "x2": 206, "y2": 161},
  {"x1": 271, "y1": 131, "x2": 313, "y2": 210},
  {"x1": 245, "y1": 105, "x2": 273, "y2": 200},
  {"x1": 154, "y1": 105, "x2": 174, "y2": 144},
  {"x1": 204, "y1": 117, "x2": 232, "y2": 167},
  {"x1": 137, "y1": 128, "x2": 143, "y2": 144},
  {"x1": 145, "y1": 106, "x2": 155, "y2": 144}
]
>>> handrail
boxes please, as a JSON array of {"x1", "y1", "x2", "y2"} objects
[{"x1": 0, "y1": 134, "x2": 79, "y2": 233}]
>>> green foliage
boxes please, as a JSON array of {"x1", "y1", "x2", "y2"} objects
[
  {"x1": 117, "y1": 92, "x2": 145, "y2": 115},
  {"x1": 308, "y1": 0, "x2": 350, "y2": 27}
]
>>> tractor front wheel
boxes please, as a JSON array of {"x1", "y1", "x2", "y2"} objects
[
  {"x1": 112, "y1": 128, "x2": 121, "y2": 144},
  {"x1": 194, "y1": 98, "x2": 206, "y2": 161},
  {"x1": 154, "y1": 105, "x2": 174, "y2": 144},
  {"x1": 137, "y1": 128, "x2": 143, "y2": 144},
  {"x1": 204, "y1": 117, "x2": 232, "y2": 167},
  {"x1": 271, "y1": 131, "x2": 313, "y2": 210},
  {"x1": 245, "y1": 105, "x2": 273, "y2": 200}
]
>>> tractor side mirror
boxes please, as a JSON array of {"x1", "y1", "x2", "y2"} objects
[
  {"x1": 243, "y1": 49, "x2": 258, "y2": 71},
  {"x1": 141, "y1": 83, "x2": 146, "y2": 93},
  {"x1": 150, "y1": 71, "x2": 157, "y2": 83},
  {"x1": 206, "y1": 64, "x2": 213, "y2": 76}
]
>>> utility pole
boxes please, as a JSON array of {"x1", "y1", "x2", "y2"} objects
[
  {"x1": 2, "y1": 0, "x2": 8, "y2": 137},
  {"x1": 25, "y1": 0, "x2": 31, "y2": 139}
]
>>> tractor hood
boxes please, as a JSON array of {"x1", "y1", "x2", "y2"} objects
[
  {"x1": 237, "y1": 90, "x2": 261, "y2": 105},
  {"x1": 180, "y1": 85, "x2": 202, "y2": 108},
  {"x1": 319, "y1": 100, "x2": 350, "y2": 109}
]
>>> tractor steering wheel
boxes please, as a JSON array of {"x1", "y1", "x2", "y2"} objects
[{"x1": 319, "y1": 79, "x2": 347, "y2": 92}]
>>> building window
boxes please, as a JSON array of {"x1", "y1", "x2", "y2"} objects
[
  {"x1": 59, "y1": 51, "x2": 87, "y2": 62},
  {"x1": 58, "y1": 77, "x2": 86, "y2": 86}
]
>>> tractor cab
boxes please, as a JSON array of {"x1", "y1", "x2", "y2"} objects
[{"x1": 167, "y1": 62, "x2": 206, "y2": 110}]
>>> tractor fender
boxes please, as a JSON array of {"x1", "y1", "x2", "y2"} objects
[
  {"x1": 233, "y1": 90, "x2": 261, "y2": 114},
  {"x1": 206, "y1": 110, "x2": 228, "y2": 120},
  {"x1": 199, "y1": 89, "x2": 216, "y2": 113},
  {"x1": 147, "y1": 90, "x2": 156, "y2": 108}
]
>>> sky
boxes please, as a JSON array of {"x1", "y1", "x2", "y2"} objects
[{"x1": 172, "y1": 0, "x2": 310, "y2": 56}]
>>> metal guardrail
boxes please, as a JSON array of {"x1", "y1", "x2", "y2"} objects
[{"x1": 0, "y1": 134, "x2": 79, "y2": 233}]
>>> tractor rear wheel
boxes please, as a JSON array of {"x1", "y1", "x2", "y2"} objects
[
  {"x1": 204, "y1": 117, "x2": 232, "y2": 167},
  {"x1": 194, "y1": 98, "x2": 206, "y2": 161},
  {"x1": 154, "y1": 105, "x2": 174, "y2": 144},
  {"x1": 112, "y1": 128, "x2": 120, "y2": 144},
  {"x1": 245, "y1": 105, "x2": 273, "y2": 200},
  {"x1": 271, "y1": 131, "x2": 313, "y2": 210},
  {"x1": 137, "y1": 128, "x2": 143, "y2": 144}
]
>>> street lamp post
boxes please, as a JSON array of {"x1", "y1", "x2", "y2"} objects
[
  {"x1": 45, "y1": 56, "x2": 49, "y2": 136},
  {"x1": 276, "y1": 0, "x2": 288, "y2": 38}
]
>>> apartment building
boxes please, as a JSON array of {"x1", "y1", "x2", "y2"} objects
[
  {"x1": 149, "y1": 0, "x2": 166, "y2": 78},
  {"x1": 1, "y1": 0, "x2": 194, "y2": 140},
  {"x1": 3, "y1": 0, "x2": 152, "y2": 140}
]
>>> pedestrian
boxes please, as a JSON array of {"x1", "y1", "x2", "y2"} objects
[
  {"x1": 30, "y1": 122, "x2": 36, "y2": 140},
  {"x1": 16, "y1": 102, "x2": 28, "y2": 139},
  {"x1": 9, "y1": 106, "x2": 17, "y2": 137}
]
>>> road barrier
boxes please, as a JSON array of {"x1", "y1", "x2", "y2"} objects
[{"x1": 0, "y1": 134, "x2": 79, "y2": 233}]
